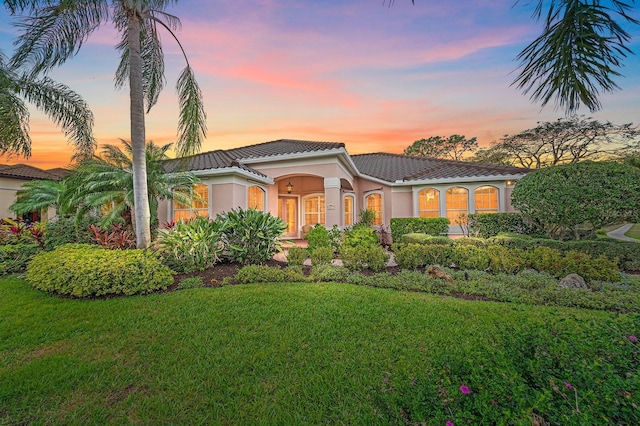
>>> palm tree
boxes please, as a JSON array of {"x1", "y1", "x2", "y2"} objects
[
  {"x1": 9, "y1": 179, "x2": 76, "y2": 218},
  {"x1": 6, "y1": 1, "x2": 207, "y2": 248},
  {"x1": 67, "y1": 139, "x2": 199, "y2": 233},
  {"x1": 0, "y1": 49, "x2": 95, "y2": 160}
]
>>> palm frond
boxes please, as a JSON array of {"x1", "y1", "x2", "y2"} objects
[
  {"x1": 10, "y1": 179, "x2": 66, "y2": 215},
  {"x1": 0, "y1": 86, "x2": 32, "y2": 158},
  {"x1": 17, "y1": 74, "x2": 96, "y2": 160},
  {"x1": 513, "y1": 0, "x2": 638, "y2": 114},
  {"x1": 175, "y1": 66, "x2": 206, "y2": 157},
  {"x1": 10, "y1": 0, "x2": 109, "y2": 75}
]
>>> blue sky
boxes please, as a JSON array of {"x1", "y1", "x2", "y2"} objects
[{"x1": 1, "y1": 0, "x2": 638, "y2": 167}]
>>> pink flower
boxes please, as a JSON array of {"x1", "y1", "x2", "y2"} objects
[
  {"x1": 563, "y1": 381, "x2": 573, "y2": 390},
  {"x1": 491, "y1": 400, "x2": 498, "y2": 406},
  {"x1": 459, "y1": 385, "x2": 470, "y2": 394},
  {"x1": 446, "y1": 421, "x2": 454, "y2": 426},
  {"x1": 630, "y1": 335, "x2": 638, "y2": 342}
]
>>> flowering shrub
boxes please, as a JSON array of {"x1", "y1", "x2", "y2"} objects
[{"x1": 375, "y1": 319, "x2": 640, "y2": 424}]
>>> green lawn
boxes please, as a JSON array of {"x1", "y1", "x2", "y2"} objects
[
  {"x1": 625, "y1": 223, "x2": 640, "y2": 240},
  {"x1": 2, "y1": 278, "x2": 639, "y2": 425}
]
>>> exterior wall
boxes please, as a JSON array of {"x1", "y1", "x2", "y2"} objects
[{"x1": 0, "y1": 177, "x2": 25, "y2": 219}]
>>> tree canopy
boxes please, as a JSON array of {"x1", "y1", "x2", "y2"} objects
[
  {"x1": 511, "y1": 161, "x2": 640, "y2": 240},
  {"x1": 471, "y1": 116, "x2": 640, "y2": 169},
  {"x1": 404, "y1": 135, "x2": 478, "y2": 160}
]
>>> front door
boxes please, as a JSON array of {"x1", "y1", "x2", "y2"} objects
[{"x1": 278, "y1": 196, "x2": 298, "y2": 238}]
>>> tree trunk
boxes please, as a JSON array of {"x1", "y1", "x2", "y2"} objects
[{"x1": 127, "y1": 10, "x2": 151, "y2": 248}]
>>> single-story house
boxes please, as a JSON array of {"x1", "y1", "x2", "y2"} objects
[
  {"x1": 162, "y1": 139, "x2": 529, "y2": 237},
  {"x1": 0, "y1": 164, "x2": 69, "y2": 221}
]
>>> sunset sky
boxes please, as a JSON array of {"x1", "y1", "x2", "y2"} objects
[{"x1": 1, "y1": 0, "x2": 639, "y2": 169}]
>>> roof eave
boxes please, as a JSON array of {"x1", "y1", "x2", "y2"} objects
[{"x1": 192, "y1": 167, "x2": 274, "y2": 184}]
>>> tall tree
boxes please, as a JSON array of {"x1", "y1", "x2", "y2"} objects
[
  {"x1": 472, "y1": 116, "x2": 639, "y2": 169},
  {"x1": 0, "y1": 49, "x2": 95, "y2": 160},
  {"x1": 6, "y1": 0, "x2": 207, "y2": 248},
  {"x1": 404, "y1": 135, "x2": 478, "y2": 160}
]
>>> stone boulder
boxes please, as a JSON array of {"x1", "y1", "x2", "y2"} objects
[{"x1": 558, "y1": 273, "x2": 589, "y2": 290}]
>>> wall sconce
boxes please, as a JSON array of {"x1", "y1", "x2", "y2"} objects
[
  {"x1": 506, "y1": 180, "x2": 513, "y2": 186},
  {"x1": 286, "y1": 180, "x2": 293, "y2": 193}
]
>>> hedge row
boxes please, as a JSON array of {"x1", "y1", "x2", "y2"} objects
[
  {"x1": 390, "y1": 218, "x2": 449, "y2": 242},
  {"x1": 393, "y1": 243, "x2": 621, "y2": 283},
  {"x1": 467, "y1": 212, "x2": 539, "y2": 238}
]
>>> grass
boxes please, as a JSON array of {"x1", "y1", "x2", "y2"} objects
[
  {"x1": 625, "y1": 223, "x2": 640, "y2": 240},
  {"x1": 2, "y1": 277, "x2": 639, "y2": 424}
]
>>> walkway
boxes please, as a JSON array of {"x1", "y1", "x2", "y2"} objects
[{"x1": 607, "y1": 224, "x2": 638, "y2": 242}]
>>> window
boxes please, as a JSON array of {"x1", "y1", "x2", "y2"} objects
[
  {"x1": 475, "y1": 186, "x2": 498, "y2": 214},
  {"x1": 343, "y1": 194, "x2": 355, "y2": 226},
  {"x1": 304, "y1": 195, "x2": 325, "y2": 225},
  {"x1": 173, "y1": 184, "x2": 208, "y2": 221},
  {"x1": 445, "y1": 187, "x2": 468, "y2": 224},
  {"x1": 418, "y1": 188, "x2": 439, "y2": 217},
  {"x1": 365, "y1": 193, "x2": 383, "y2": 226},
  {"x1": 248, "y1": 185, "x2": 265, "y2": 211}
]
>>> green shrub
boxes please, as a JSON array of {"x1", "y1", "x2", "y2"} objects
[
  {"x1": 485, "y1": 245, "x2": 527, "y2": 274},
  {"x1": 390, "y1": 217, "x2": 450, "y2": 242},
  {"x1": 453, "y1": 237, "x2": 488, "y2": 247},
  {"x1": 327, "y1": 225, "x2": 343, "y2": 253},
  {"x1": 286, "y1": 247, "x2": 308, "y2": 266},
  {"x1": 26, "y1": 244, "x2": 173, "y2": 297},
  {"x1": 342, "y1": 225, "x2": 379, "y2": 250},
  {"x1": 218, "y1": 208, "x2": 287, "y2": 264},
  {"x1": 524, "y1": 246, "x2": 563, "y2": 275},
  {"x1": 310, "y1": 246, "x2": 333, "y2": 265},
  {"x1": 398, "y1": 233, "x2": 453, "y2": 246},
  {"x1": 0, "y1": 243, "x2": 41, "y2": 275},
  {"x1": 234, "y1": 264, "x2": 306, "y2": 284},
  {"x1": 452, "y1": 245, "x2": 491, "y2": 271},
  {"x1": 393, "y1": 243, "x2": 454, "y2": 270},
  {"x1": 563, "y1": 240, "x2": 640, "y2": 273},
  {"x1": 467, "y1": 212, "x2": 539, "y2": 238},
  {"x1": 305, "y1": 224, "x2": 330, "y2": 252},
  {"x1": 43, "y1": 216, "x2": 98, "y2": 251},
  {"x1": 156, "y1": 216, "x2": 225, "y2": 273},
  {"x1": 309, "y1": 264, "x2": 351, "y2": 282},
  {"x1": 557, "y1": 250, "x2": 620, "y2": 283},
  {"x1": 341, "y1": 246, "x2": 389, "y2": 272},
  {"x1": 177, "y1": 277, "x2": 203, "y2": 290},
  {"x1": 358, "y1": 208, "x2": 376, "y2": 227}
]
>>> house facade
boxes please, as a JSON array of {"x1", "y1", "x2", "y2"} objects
[
  {"x1": 160, "y1": 139, "x2": 529, "y2": 237},
  {"x1": 0, "y1": 164, "x2": 69, "y2": 221}
]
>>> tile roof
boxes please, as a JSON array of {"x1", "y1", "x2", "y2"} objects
[
  {"x1": 351, "y1": 153, "x2": 528, "y2": 183},
  {"x1": 227, "y1": 139, "x2": 345, "y2": 160},
  {"x1": 45, "y1": 168, "x2": 72, "y2": 179},
  {"x1": 0, "y1": 164, "x2": 65, "y2": 181},
  {"x1": 164, "y1": 150, "x2": 268, "y2": 178}
]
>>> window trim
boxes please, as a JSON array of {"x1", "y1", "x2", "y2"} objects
[
  {"x1": 445, "y1": 186, "x2": 468, "y2": 224},
  {"x1": 417, "y1": 187, "x2": 440, "y2": 218},
  {"x1": 302, "y1": 193, "x2": 326, "y2": 226},
  {"x1": 247, "y1": 184, "x2": 266, "y2": 211},
  {"x1": 173, "y1": 183, "x2": 209, "y2": 221},
  {"x1": 343, "y1": 193, "x2": 355, "y2": 226},
  {"x1": 364, "y1": 191, "x2": 384, "y2": 226},
  {"x1": 474, "y1": 185, "x2": 499, "y2": 214}
]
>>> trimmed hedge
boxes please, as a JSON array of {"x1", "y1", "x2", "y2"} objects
[
  {"x1": 486, "y1": 233, "x2": 640, "y2": 273},
  {"x1": 467, "y1": 212, "x2": 539, "y2": 238},
  {"x1": 390, "y1": 218, "x2": 450, "y2": 242},
  {"x1": 26, "y1": 244, "x2": 173, "y2": 297}
]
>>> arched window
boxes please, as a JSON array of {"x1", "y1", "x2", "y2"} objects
[
  {"x1": 343, "y1": 194, "x2": 355, "y2": 226},
  {"x1": 173, "y1": 183, "x2": 209, "y2": 221},
  {"x1": 418, "y1": 188, "x2": 439, "y2": 217},
  {"x1": 365, "y1": 192, "x2": 383, "y2": 226},
  {"x1": 248, "y1": 185, "x2": 265, "y2": 211},
  {"x1": 475, "y1": 186, "x2": 498, "y2": 214},
  {"x1": 304, "y1": 194, "x2": 325, "y2": 225},
  {"x1": 445, "y1": 187, "x2": 468, "y2": 224}
]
